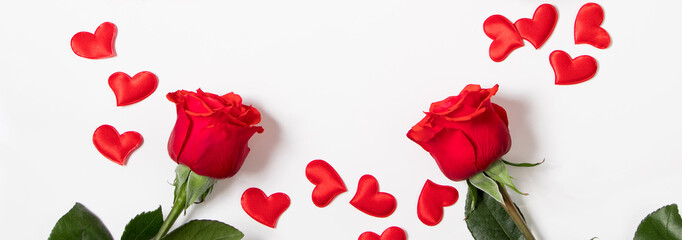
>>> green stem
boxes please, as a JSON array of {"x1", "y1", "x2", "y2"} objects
[
  {"x1": 497, "y1": 182, "x2": 535, "y2": 240},
  {"x1": 152, "y1": 184, "x2": 187, "y2": 240}
]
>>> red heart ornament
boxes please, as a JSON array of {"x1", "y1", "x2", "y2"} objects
[
  {"x1": 305, "y1": 160, "x2": 347, "y2": 207},
  {"x1": 350, "y1": 174, "x2": 396, "y2": 218},
  {"x1": 484, "y1": 15, "x2": 524, "y2": 62},
  {"x1": 241, "y1": 188, "x2": 290, "y2": 228},
  {"x1": 108, "y1": 71, "x2": 158, "y2": 106},
  {"x1": 549, "y1": 50, "x2": 598, "y2": 85},
  {"x1": 358, "y1": 226, "x2": 406, "y2": 240},
  {"x1": 92, "y1": 125, "x2": 142, "y2": 165},
  {"x1": 417, "y1": 180, "x2": 459, "y2": 226},
  {"x1": 514, "y1": 4, "x2": 558, "y2": 49},
  {"x1": 574, "y1": 3, "x2": 611, "y2": 49},
  {"x1": 71, "y1": 22, "x2": 117, "y2": 59}
]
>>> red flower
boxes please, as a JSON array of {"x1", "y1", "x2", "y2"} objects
[
  {"x1": 167, "y1": 89, "x2": 264, "y2": 179},
  {"x1": 407, "y1": 84, "x2": 511, "y2": 181}
]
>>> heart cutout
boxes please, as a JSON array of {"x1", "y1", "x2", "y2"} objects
[
  {"x1": 484, "y1": 15, "x2": 524, "y2": 62},
  {"x1": 514, "y1": 4, "x2": 558, "y2": 49},
  {"x1": 350, "y1": 174, "x2": 396, "y2": 218},
  {"x1": 305, "y1": 160, "x2": 347, "y2": 207},
  {"x1": 358, "y1": 226, "x2": 406, "y2": 240},
  {"x1": 71, "y1": 22, "x2": 117, "y2": 59},
  {"x1": 241, "y1": 188, "x2": 290, "y2": 228},
  {"x1": 417, "y1": 180, "x2": 459, "y2": 226},
  {"x1": 549, "y1": 50, "x2": 598, "y2": 85},
  {"x1": 92, "y1": 125, "x2": 142, "y2": 165},
  {"x1": 574, "y1": 3, "x2": 610, "y2": 49},
  {"x1": 108, "y1": 71, "x2": 158, "y2": 106}
]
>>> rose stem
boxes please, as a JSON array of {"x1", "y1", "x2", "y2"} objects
[
  {"x1": 152, "y1": 183, "x2": 187, "y2": 240},
  {"x1": 497, "y1": 182, "x2": 536, "y2": 240}
]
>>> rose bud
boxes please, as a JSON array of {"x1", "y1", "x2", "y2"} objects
[{"x1": 407, "y1": 84, "x2": 511, "y2": 181}]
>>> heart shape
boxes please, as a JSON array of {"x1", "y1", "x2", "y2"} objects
[
  {"x1": 358, "y1": 226, "x2": 406, "y2": 240},
  {"x1": 514, "y1": 4, "x2": 558, "y2": 49},
  {"x1": 484, "y1": 15, "x2": 524, "y2": 62},
  {"x1": 305, "y1": 159, "x2": 347, "y2": 207},
  {"x1": 350, "y1": 174, "x2": 396, "y2": 218},
  {"x1": 241, "y1": 188, "x2": 290, "y2": 228},
  {"x1": 92, "y1": 125, "x2": 142, "y2": 165},
  {"x1": 574, "y1": 3, "x2": 610, "y2": 49},
  {"x1": 108, "y1": 71, "x2": 158, "y2": 106},
  {"x1": 71, "y1": 22, "x2": 117, "y2": 59},
  {"x1": 549, "y1": 50, "x2": 598, "y2": 85},
  {"x1": 417, "y1": 180, "x2": 459, "y2": 226}
]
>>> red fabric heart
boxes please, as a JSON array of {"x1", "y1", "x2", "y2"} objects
[
  {"x1": 417, "y1": 180, "x2": 459, "y2": 226},
  {"x1": 305, "y1": 160, "x2": 347, "y2": 207},
  {"x1": 241, "y1": 188, "x2": 290, "y2": 228},
  {"x1": 350, "y1": 174, "x2": 396, "y2": 218},
  {"x1": 71, "y1": 22, "x2": 117, "y2": 59},
  {"x1": 358, "y1": 226, "x2": 406, "y2": 240},
  {"x1": 514, "y1": 4, "x2": 558, "y2": 49},
  {"x1": 574, "y1": 3, "x2": 610, "y2": 49},
  {"x1": 108, "y1": 71, "x2": 158, "y2": 106},
  {"x1": 92, "y1": 125, "x2": 142, "y2": 165},
  {"x1": 549, "y1": 50, "x2": 598, "y2": 85},
  {"x1": 484, "y1": 15, "x2": 524, "y2": 62}
]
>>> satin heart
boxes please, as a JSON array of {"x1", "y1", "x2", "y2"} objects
[
  {"x1": 92, "y1": 125, "x2": 142, "y2": 165},
  {"x1": 305, "y1": 160, "x2": 347, "y2": 207},
  {"x1": 484, "y1": 15, "x2": 524, "y2": 62},
  {"x1": 574, "y1": 3, "x2": 611, "y2": 49},
  {"x1": 108, "y1": 71, "x2": 158, "y2": 106},
  {"x1": 71, "y1": 22, "x2": 117, "y2": 59},
  {"x1": 417, "y1": 180, "x2": 459, "y2": 226},
  {"x1": 514, "y1": 4, "x2": 558, "y2": 49},
  {"x1": 241, "y1": 188, "x2": 290, "y2": 228},
  {"x1": 358, "y1": 226, "x2": 406, "y2": 240},
  {"x1": 350, "y1": 174, "x2": 396, "y2": 218},
  {"x1": 549, "y1": 50, "x2": 598, "y2": 85}
]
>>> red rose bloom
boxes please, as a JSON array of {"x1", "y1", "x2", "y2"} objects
[
  {"x1": 407, "y1": 84, "x2": 511, "y2": 181},
  {"x1": 167, "y1": 89, "x2": 264, "y2": 179}
]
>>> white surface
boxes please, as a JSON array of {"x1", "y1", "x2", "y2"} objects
[{"x1": 1, "y1": 0, "x2": 681, "y2": 239}]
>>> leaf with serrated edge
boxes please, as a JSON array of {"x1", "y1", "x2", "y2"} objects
[
  {"x1": 162, "y1": 220, "x2": 244, "y2": 240},
  {"x1": 634, "y1": 204, "x2": 682, "y2": 240},
  {"x1": 185, "y1": 171, "x2": 216, "y2": 209},
  {"x1": 48, "y1": 202, "x2": 114, "y2": 240},
  {"x1": 502, "y1": 159, "x2": 544, "y2": 167},
  {"x1": 485, "y1": 160, "x2": 527, "y2": 195},
  {"x1": 465, "y1": 190, "x2": 525, "y2": 240},
  {"x1": 469, "y1": 172, "x2": 504, "y2": 204},
  {"x1": 121, "y1": 206, "x2": 163, "y2": 240}
]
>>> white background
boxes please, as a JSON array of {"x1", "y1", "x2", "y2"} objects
[{"x1": 1, "y1": 0, "x2": 681, "y2": 239}]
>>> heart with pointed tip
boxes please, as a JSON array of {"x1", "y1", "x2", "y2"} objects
[
  {"x1": 574, "y1": 3, "x2": 611, "y2": 49},
  {"x1": 484, "y1": 15, "x2": 524, "y2": 62},
  {"x1": 71, "y1": 22, "x2": 117, "y2": 59},
  {"x1": 417, "y1": 180, "x2": 459, "y2": 226},
  {"x1": 350, "y1": 174, "x2": 396, "y2": 218},
  {"x1": 550, "y1": 50, "x2": 598, "y2": 85},
  {"x1": 241, "y1": 188, "x2": 290, "y2": 228},
  {"x1": 305, "y1": 160, "x2": 347, "y2": 207},
  {"x1": 108, "y1": 71, "x2": 158, "y2": 106},
  {"x1": 358, "y1": 227, "x2": 406, "y2": 240},
  {"x1": 514, "y1": 4, "x2": 558, "y2": 49},
  {"x1": 92, "y1": 125, "x2": 142, "y2": 165}
]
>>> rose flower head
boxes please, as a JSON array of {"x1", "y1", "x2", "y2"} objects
[{"x1": 407, "y1": 84, "x2": 511, "y2": 181}]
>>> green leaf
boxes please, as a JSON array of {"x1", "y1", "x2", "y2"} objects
[
  {"x1": 502, "y1": 159, "x2": 544, "y2": 167},
  {"x1": 48, "y1": 202, "x2": 114, "y2": 240},
  {"x1": 469, "y1": 172, "x2": 504, "y2": 204},
  {"x1": 485, "y1": 160, "x2": 527, "y2": 195},
  {"x1": 634, "y1": 204, "x2": 682, "y2": 240},
  {"x1": 465, "y1": 180, "x2": 478, "y2": 219},
  {"x1": 121, "y1": 206, "x2": 164, "y2": 240},
  {"x1": 161, "y1": 220, "x2": 244, "y2": 240},
  {"x1": 185, "y1": 171, "x2": 217, "y2": 210},
  {"x1": 465, "y1": 189, "x2": 526, "y2": 240},
  {"x1": 174, "y1": 165, "x2": 192, "y2": 204}
]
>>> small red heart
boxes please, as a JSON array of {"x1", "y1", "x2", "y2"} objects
[
  {"x1": 549, "y1": 50, "x2": 598, "y2": 85},
  {"x1": 71, "y1": 22, "x2": 117, "y2": 59},
  {"x1": 92, "y1": 125, "x2": 142, "y2": 165},
  {"x1": 350, "y1": 174, "x2": 396, "y2": 218},
  {"x1": 108, "y1": 71, "x2": 158, "y2": 106},
  {"x1": 358, "y1": 226, "x2": 406, "y2": 240},
  {"x1": 514, "y1": 4, "x2": 558, "y2": 49},
  {"x1": 417, "y1": 180, "x2": 459, "y2": 226},
  {"x1": 305, "y1": 160, "x2": 347, "y2": 207},
  {"x1": 241, "y1": 188, "x2": 290, "y2": 228},
  {"x1": 484, "y1": 15, "x2": 524, "y2": 62},
  {"x1": 574, "y1": 3, "x2": 610, "y2": 49}
]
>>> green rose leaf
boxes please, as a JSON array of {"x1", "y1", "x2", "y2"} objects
[
  {"x1": 469, "y1": 171, "x2": 504, "y2": 204},
  {"x1": 121, "y1": 206, "x2": 164, "y2": 240},
  {"x1": 485, "y1": 160, "x2": 526, "y2": 195},
  {"x1": 161, "y1": 220, "x2": 244, "y2": 240},
  {"x1": 48, "y1": 202, "x2": 114, "y2": 240},
  {"x1": 501, "y1": 159, "x2": 544, "y2": 167},
  {"x1": 465, "y1": 188, "x2": 526, "y2": 240},
  {"x1": 634, "y1": 204, "x2": 682, "y2": 240}
]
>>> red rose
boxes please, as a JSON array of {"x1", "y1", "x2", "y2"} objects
[
  {"x1": 167, "y1": 89, "x2": 264, "y2": 179},
  {"x1": 407, "y1": 84, "x2": 511, "y2": 181}
]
